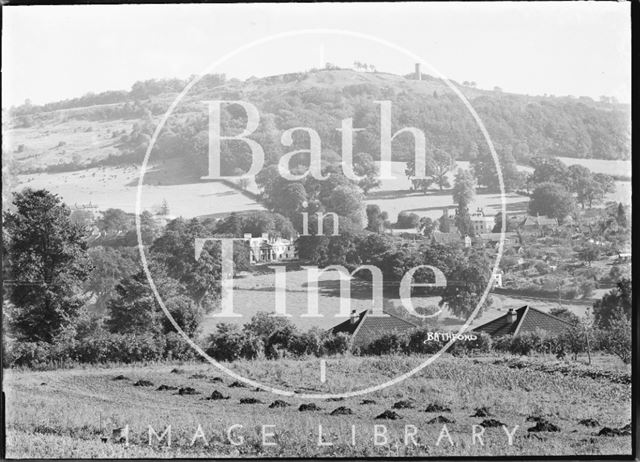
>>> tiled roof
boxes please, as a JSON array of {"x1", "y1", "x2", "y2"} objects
[
  {"x1": 472, "y1": 305, "x2": 572, "y2": 337},
  {"x1": 477, "y1": 232, "x2": 518, "y2": 241},
  {"x1": 329, "y1": 310, "x2": 418, "y2": 348},
  {"x1": 521, "y1": 216, "x2": 559, "y2": 227}
]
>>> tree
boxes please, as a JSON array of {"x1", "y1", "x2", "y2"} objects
[
  {"x1": 439, "y1": 251, "x2": 492, "y2": 319},
  {"x1": 325, "y1": 184, "x2": 364, "y2": 226},
  {"x1": 396, "y1": 211, "x2": 420, "y2": 229},
  {"x1": 98, "y1": 208, "x2": 131, "y2": 235},
  {"x1": 600, "y1": 308, "x2": 631, "y2": 364},
  {"x1": 159, "y1": 199, "x2": 170, "y2": 216},
  {"x1": 615, "y1": 203, "x2": 628, "y2": 228},
  {"x1": 577, "y1": 242, "x2": 601, "y2": 267},
  {"x1": 452, "y1": 169, "x2": 476, "y2": 209},
  {"x1": 85, "y1": 246, "x2": 138, "y2": 313},
  {"x1": 405, "y1": 150, "x2": 456, "y2": 192},
  {"x1": 105, "y1": 270, "x2": 163, "y2": 335},
  {"x1": 430, "y1": 150, "x2": 456, "y2": 190},
  {"x1": 418, "y1": 217, "x2": 436, "y2": 239},
  {"x1": 366, "y1": 204, "x2": 384, "y2": 233},
  {"x1": 453, "y1": 169, "x2": 476, "y2": 237},
  {"x1": 353, "y1": 152, "x2": 381, "y2": 194},
  {"x1": 549, "y1": 307, "x2": 580, "y2": 324},
  {"x1": 4, "y1": 189, "x2": 92, "y2": 342},
  {"x1": 243, "y1": 312, "x2": 297, "y2": 344},
  {"x1": 528, "y1": 182, "x2": 575, "y2": 222},
  {"x1": 439, "y1": 211, "x2": 452, "y2": 233},
  {"x1": 150, "y1": 218, "x2": 227, "y2": 310},
  {"x1": 471, "y1": 144, "x2": 524, "y2": 193},
  {"x1": 592, "y1": 278, "x2": 631, "y2": 329},
  {"x1": 455, "y1": 207, "x2": 475, "y2": 238},
  {"x1": 529, "y1": 157, "x2": 571, "y2": 188}
]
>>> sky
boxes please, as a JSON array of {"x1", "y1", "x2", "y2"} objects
[{"x1": 2, "y1": 2, "x2": 631, "y2": 107}]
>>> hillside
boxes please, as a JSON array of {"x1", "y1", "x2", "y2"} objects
[
  {"x1": 4, "y1": 355, "x2": 631, "y2": 457},
  {"x1": 2, "y1": 69, "x2": 631, "y2": 180}
]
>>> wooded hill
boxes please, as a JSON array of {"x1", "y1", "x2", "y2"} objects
[{"x1": 4, "y1": 68, "x2": 630, "y2": 179}]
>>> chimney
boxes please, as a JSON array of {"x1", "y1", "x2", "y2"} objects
[
  {"x1": 350, "y1": 310, "x2": 359, "y2": 325},
  {"x1": 415, "y1": 63, "x2": 422, "y2": 81},
  {"x1": 506, "y1": 308, "x2": 517, "y2": 324}
]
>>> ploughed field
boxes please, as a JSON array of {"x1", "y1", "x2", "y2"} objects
[{"x1": 4, "y1": 354, "x2": 631, "y2": 458}]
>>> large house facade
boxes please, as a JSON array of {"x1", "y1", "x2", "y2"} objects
[{"x1": 243, "y1": 233, "x2": 297, "y2": 264}]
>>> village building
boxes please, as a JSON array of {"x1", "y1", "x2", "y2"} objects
[
  {"x1": 470, "y1": 209, "x2": 495, "y2": 234},
  {"x1": 243, "y1": 233, "x2": 297, "y2": 264},
  {"x1": 328, "y1": 309, "x2": 418, "y2": 350},
  {"x1": 476, "y1": 232, "x2": 520, "y2": 247},
  {"x1": 520, "y1": 215, "x2": 559, "y2": 234},
  {"x1": 472, "y1": 305, "x2": 572, "y2": 338}
]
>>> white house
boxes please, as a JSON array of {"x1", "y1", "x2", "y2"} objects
[{"x1": 243, "y1": 233, "x2": 297, "y2": 264}]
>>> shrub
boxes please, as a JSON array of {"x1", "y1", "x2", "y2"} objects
[
  {"x1": 240, "y1": 333, "x2": 264, "y2": 360},
  {"x1": 557, "y1": 324, "x2": 588, "y2": 360},
  {"x1": 204, "y1": 324, "x2": 245, "y2": 362},
  {"x1": 288, "y1": 330, "x2": 323, "y2": 357},
  {"x1": 466, "y1": 332, "x2": 493, "y2": 353},
  {"x1": 396, "y1": 211, "x2": 420, "y2": 229},
  {"x1": 362, "y1": 332, "x2": 409, "y2": 355},
  {"x1": 600, "y1": 309, "x2": 631, "y2": 364},
  {"x1": 534, "y1": 260, "x2": 550, "y2": 275},
  {"x1": 265, "y1": 326, "x2": 298, "y2": 359},
  {"x1": 492, "y1": 335, "x2": 513, "y2": 353},
  {"x1": 164, "y1": 332, "x2": 199, "y2": 361},
  {"x1": 580, "y1": 280, "x2": 596, "y2": 298},
  {"x1": 4, "y1": 341, "x2": 51, "y2": 367},
  {"x1": 321, "y1": 332, "x2": 351, "y2": 356}
]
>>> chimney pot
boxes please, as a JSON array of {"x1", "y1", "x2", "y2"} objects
[
  {"x1": 350, "y1": 310, "x2": 358, "y2": 325},
  {"x1": 506, "y1": 308, "x2": 517, "y2": 324}
]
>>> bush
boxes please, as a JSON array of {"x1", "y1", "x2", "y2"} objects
[
  {"x1": 466, "y1": 332, "x2": 493, "y2": 353},
  {"x1": 492, "y1": 335, "x2": 513, "y2": 353},
  {"x1": 580, "y1": 280, "x2": 596, "y2": 298},
  {"x1": 164, "y1": 332, "x2": 199, "y2": 361},
  {"x1": 288, "y1": 330, "x2": 323, "y2": 357},
  {"x1": 600, "y1": 309, "x2": 631, "y2": 364},
  {"x1": 362, "y1": 332, "x2": 409, "y2": 355},
  {"x1": 396, "y1": 211, "x2": 420, "y2": 229},
  {"x1": 321, "y1": 332, "x2": 351, "y2": 356},
  {"x1": 204, "y1": 324, "x2": 245, "y2": 362},
  {"x1": 534, "y1": 260, "x2": 550, "y2": 275},
  {"x1": 265, "y1": 326, "x2": 298, "y2": 359},
  {"x1": 407, "y1": 327, "x2": 442, "y2": 354},
  {"x1": 240, "y1": 333, "x2": 264, "y2": 360},
  {"x1": 4, "y1": 341, "x2": 51, "y2": 368}
]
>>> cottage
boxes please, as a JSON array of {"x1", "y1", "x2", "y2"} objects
[
  {"x1": 329, "y1": 309, "x2": 418, "y2": 349},
  {"x1": 472, "y1": 305, "x2": 571, "y2": 338},
  {"x1": 520, "y1": 215, "x2": 559, "y2": 234},
  {"x1": 476, "y1": 232, "x2": 519, "y2": 247}
]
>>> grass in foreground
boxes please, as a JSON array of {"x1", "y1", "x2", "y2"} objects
[{"x1": 3, "y1": 354, "x2": 631, "y2": 458}]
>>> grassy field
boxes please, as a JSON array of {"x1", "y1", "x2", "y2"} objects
[
  {"x1": 12, "y1": 163, "x2": 266, "y2": 218},
  {"x1": 200, "y1": 266, "x2": 592, "y2": 334},
  {"x1": 3, "y1": 354, "x2": 631, "y2": 458}
]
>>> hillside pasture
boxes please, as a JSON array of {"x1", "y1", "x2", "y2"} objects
[
  {"x1": 3, "y1": 355, "x2": 631, "y2": 458},
  {"x1": 12, "y1": 165, "x2": 266, "y2": 218}
]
